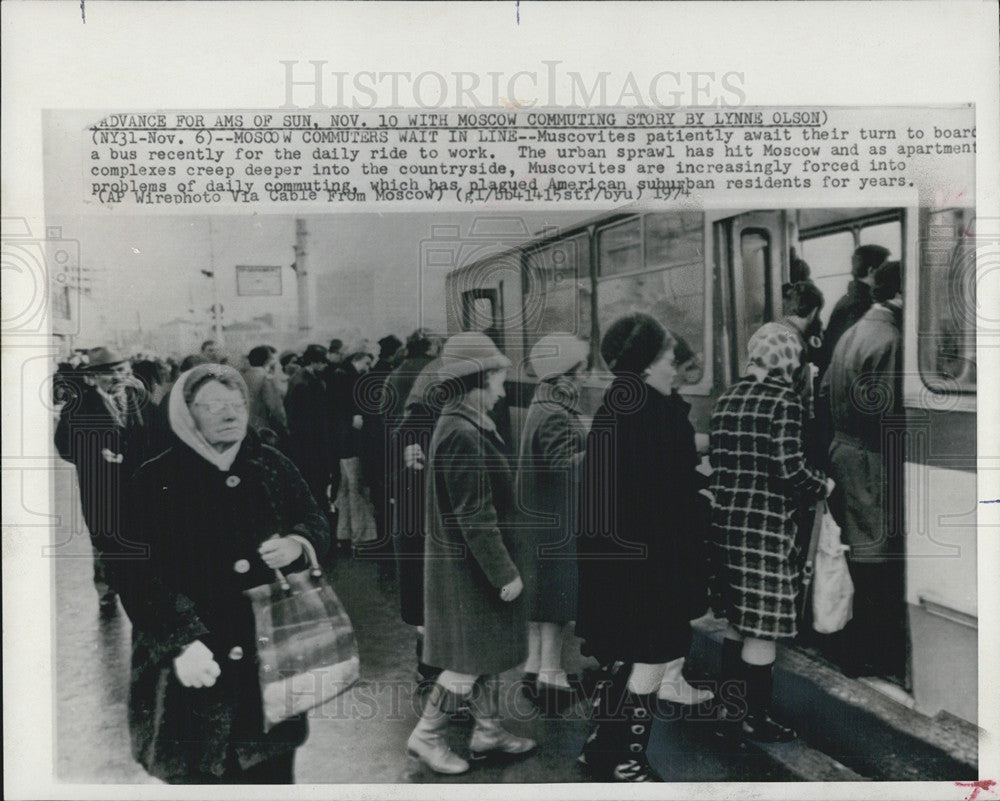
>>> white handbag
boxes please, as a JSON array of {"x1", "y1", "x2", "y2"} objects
[{"x1": 810, "y1": 502, "x2": 854, "y2": 634}]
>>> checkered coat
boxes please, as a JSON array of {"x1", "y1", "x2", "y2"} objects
[{"x1": 709, "y1": 377, "x2": 827, "y2": 640}]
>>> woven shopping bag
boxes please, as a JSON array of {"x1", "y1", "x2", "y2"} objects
[{"x1": 244, "y1": 538, "x2": 360, "y2": 732}]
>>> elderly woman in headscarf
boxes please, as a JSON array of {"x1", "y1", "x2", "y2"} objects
[
  {"x1": 514, "y1": 333, "x2": 589, "y2": 713},
  {"x1": 405, "y1": 332, "x2": 535, "y2": 775},
  {"x1": 113, "y1": 364, "x2": 330, "y2": 784},
  {"x1": 576, "y1": 314, "x2": 714, "y2": 783},
  {"x1": 709, "y1": 323, "x2": 833, "y2": 744}
]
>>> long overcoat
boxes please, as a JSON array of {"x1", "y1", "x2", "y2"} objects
[
  {"x1": 114, "y1": 432, "x2": 330, "y2": 783},
  {"x1": 422, "y1": 403, "x2": 527, "y2": 676},
  {"x1": 514, "y1": 381, "x2": 586, "y2": 624},
  {"x1": 709, "y1": 377, "x2": 827, "y2": 640},
  {"x1": 284, "y1": 367, "x2": 332, "y2": 505},
  {"x1": 54, "y1": 382, "x2": 152, "y2": 551},
  {"x1": 576, "y1": 379, "x2": 707, "y2": 664},
  {"x1": 387, "y1": 357, "x2": 440, "y2": 626}
]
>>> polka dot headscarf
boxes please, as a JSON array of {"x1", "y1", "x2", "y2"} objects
[{"x1": 744, "y1": 322, "x2": 803, "y2": 387}]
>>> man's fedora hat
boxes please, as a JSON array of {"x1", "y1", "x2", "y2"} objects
[{"x1": 84, "y1": 346, "x2": 127, "y2": 372}]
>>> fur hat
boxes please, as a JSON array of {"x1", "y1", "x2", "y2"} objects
[
  {"x1": 438, "y1": 331, "x2": 511, "y2": 380},
  {"x1": 530, "y1": 333, "x2": 589, "y2": 380},
  {"x1": 600, "y1": 313, "x2": 668, "y2": 376}
]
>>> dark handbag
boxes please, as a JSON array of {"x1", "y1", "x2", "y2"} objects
[{"x1": 244, "y1": 538, "x2": 359, "y2": 732}]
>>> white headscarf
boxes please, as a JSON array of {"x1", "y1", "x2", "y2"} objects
[{"x1": 168, "y1": 364, "x2": 249, "y2": 471}]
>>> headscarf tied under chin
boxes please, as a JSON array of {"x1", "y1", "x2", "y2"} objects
[
  {"x1": 168, "y1": 363, "x2": 249, "y2": 471},
  {"x1": 745, "y1": 322, "x2": 803, "y2": 387}
]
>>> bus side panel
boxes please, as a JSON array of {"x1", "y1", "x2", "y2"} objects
[
  {"x1": 904, "y1": 407, "x2": 977, "y2": 724},
  {"x1": 905, "y1": 461, "x2": 977, "y2": 723}
]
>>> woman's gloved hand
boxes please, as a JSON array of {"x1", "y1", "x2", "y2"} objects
[
  {"x1": 499, "y1": 575, "x2": 523, "y2": 602},
  {"x1": 403, "y1": 443, "x2": 426, "y2": 470},
  {"x1": 259, "y1": 535, "x2": 304, "y2": 569},
  {"x1": 174, "y1": 640, "x2": 221, "y2": 688}
]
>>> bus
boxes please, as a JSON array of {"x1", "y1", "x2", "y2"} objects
[{"x1": 437, "y1": 206, "x2": 978, "y2": 725}]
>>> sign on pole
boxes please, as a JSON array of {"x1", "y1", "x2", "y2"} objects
[{"x1": 236, "y1": 265, "x2": 282, "y2": 296}]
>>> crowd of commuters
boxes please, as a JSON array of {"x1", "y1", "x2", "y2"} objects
[{"x1": 52, "y1": 242, "x2": 907, "y2": 784}]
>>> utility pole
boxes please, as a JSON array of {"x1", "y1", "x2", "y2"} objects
[
  {"x1": 202, "y1": 219, "x2": 224, "y2": 345},
  {"x1": 292, "y1": 218, "x2": 311, "y2": 336}
]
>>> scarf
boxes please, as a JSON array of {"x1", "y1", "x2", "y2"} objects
[
  {"x1": 745, "y1": 322, "x2": 803, "y2": 388},
  {"x1": 168, "y1": 364, "x2": 248, "y2": 472}
]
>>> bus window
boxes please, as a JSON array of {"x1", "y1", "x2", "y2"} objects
[
  {"x1": 860, "y1": 220, "x2": 902, "y2": 254},
  {"x1": 798, "y1": 212, "x2": 902, "y2": 327},
  {"x1": 738, "y1": 229, "x2": 772, "y2": 350},
  {"x1": 595, "y1": 213, "x2": 706, "y2": 378},
  {"x1": 462, "y1": 289, "x2": 498, "y2": 333},
  {"x1": 598, "y1": 218, "x2": 642, "y2": 277},
  {"x1": 799, "y1": 230, "x2": 854, "y2": 327},
  {"x1": 920, "y1": 209, "x2": 976, "y2": 391},
  {"x1": 524, "y1": 234, "x2": 591, "y2": 360}
]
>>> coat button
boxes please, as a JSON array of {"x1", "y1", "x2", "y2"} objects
[
  {"x1": 233, "y1": 559, "x2": 250, "y2": 573},
  {"x1": 226, "y1": 475, "x2": 241, "y2": 488},
  {"x1": 228, "y1": 646, "x2": 244, "y2": 661}
]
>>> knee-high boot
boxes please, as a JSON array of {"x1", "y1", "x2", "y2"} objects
[
  {"x1": 405, "y1": 683, "x2": 470, "y2": 774},
  {"x1": 607, "y1": 691, "x2": 663, "y2": 782},
  {"x1": 740, "y1": 661, "x2": 796, "y2": 743},
  {"x1": 714, "y1": 638, "x2": 744, "y2": 742},
  {"x1": 578, "y1": 660, "x2": 629, "y2": 770},
  {"x1": 468, "y1": 676, "x2": 536, "y2": 761}
]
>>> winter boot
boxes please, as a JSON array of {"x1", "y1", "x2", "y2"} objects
[
  {"x1": 740, "y1": 661, "x2": 796, "y2": 743},
  {"x1": 468, "y1": 676, "x2": 536, "y2": 761},
  {"x1": 714, "y1": 638, "x2": 745, "y2": 744},
  {"x1": 607, "y1": 691, "x2": 663, "y2": 782},
  {"x1": 657, "y1": 657, "x2": 714, "y2": 705},
  {"x1": 405, "y1": 683, "x2": 470, "y2": 774}
]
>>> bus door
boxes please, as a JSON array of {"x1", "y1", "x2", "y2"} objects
[{"x1": 713, "y1": 211, "x2": 789, "y2": 383}]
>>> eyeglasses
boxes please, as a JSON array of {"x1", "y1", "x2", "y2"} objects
[{"x1": 192, "y1": 399, "x2": 247, "y2": 415}]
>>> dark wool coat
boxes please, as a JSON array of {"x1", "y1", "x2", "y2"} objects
[
  {"x1": 284, "y1": 367, "x2": 332, "y2": 505},
  {"x1": 54, "y1": 382, "x2": 152, "y2": 550},
  {"x1": 387, "y1": 356, "x2": 441, "y2": 626},
  {"x1": 241, "y1": 366, "x2": 289, "y2": 446},
  {"x1": 820, "y1": 304, "x2": 905, "y2": 562},
  {"x1": 576, "y1": 379, "x2": 707, "y2": 664},
  {"x1": 390, "y1": 395, "x2": 440, "y2": 626},
  {"x1": 114, "y1": 432, "x2": 330, "y2": 783},
  {"x1": 514, "y1": 381, "x2": 586, "y2": 624},
  {"x1": 356, "y1": 366, "x2": 391, "y2": 513},
  {"x1": 422, "y1": 404, "x2": 527, "y2": 676},
  {"x1": 709, "y1": 377, "x2": 827, "y2": 640},
  {"x1": 818, "y1": 279, "x2": 873, "y2": 375},
  {"x1": 382, "y1": 355, "x2": 434, "y2": 432},
  {"x1": 326, "y1": 364, "x2": 366, "y2": 460}
]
